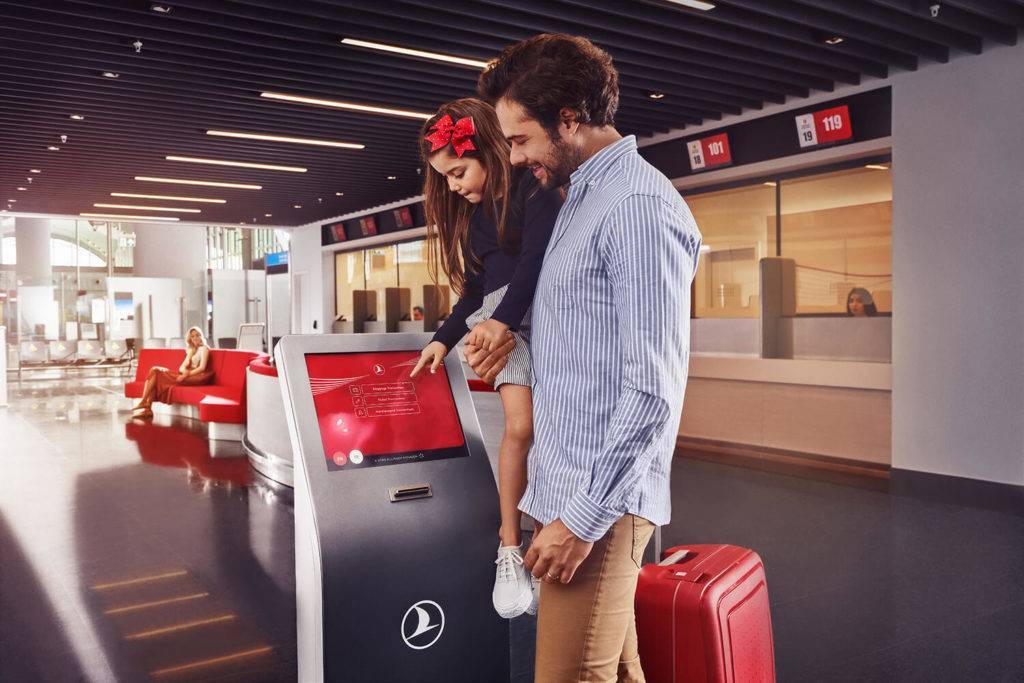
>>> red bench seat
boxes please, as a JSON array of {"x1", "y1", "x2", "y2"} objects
[{"x1": 125, "y1": 348, "x2": 264, "y2": 424}]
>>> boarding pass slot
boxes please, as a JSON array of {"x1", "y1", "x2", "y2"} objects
[{"x1": 388, "y1": 483, "x2": 433, "y2": 503}]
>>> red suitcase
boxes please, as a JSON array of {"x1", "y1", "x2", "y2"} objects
[{"x1": 635, "y1": 542, "x2": 775, "y2": 683}]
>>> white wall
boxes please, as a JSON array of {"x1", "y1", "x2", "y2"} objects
[
  {"x1": 892, "y1": 43, "x2": 1024, "y2": 486},
  {"x1": 132, "y1": 222, "x2": 207, "y2": 330},
  {"x1": 287, "y1": 225, "x2": 327, "y2": 334}
]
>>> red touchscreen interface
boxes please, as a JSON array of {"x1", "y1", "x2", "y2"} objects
[{"x1": 305, "y1": 351, "x2": 467, "y2": 471}]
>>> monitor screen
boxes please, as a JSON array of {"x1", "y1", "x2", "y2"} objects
[{"x1": 305, "y1": 351, "x2": 467, "y2": 471}]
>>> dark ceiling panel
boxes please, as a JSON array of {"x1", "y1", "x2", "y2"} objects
[{"x1": 0, "y1": 0, "x2": 1017, "y2": 226}]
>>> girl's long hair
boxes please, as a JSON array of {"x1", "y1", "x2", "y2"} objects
[{"x1": 419, "y1": 98, "x2": 512, "y2": 297}]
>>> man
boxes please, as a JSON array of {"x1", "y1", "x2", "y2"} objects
[{"x1": 468, "y1": 34, "x2": 702, "y2": 682}]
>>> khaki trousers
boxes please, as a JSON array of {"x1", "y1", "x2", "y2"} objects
[{"x1": 534, "y1": 515, "x2": 655, "y2": 683}]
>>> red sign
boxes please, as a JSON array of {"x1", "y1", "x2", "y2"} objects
[
  {"x1": 359, "y1": 215, "x2": 378, "y2": 237},
  {"x1": 326, "y1": 221, "x2": 346, "y2": 242},
  {"x1": 687, "y1": 132, "x2": 732, "y2": 171},
  {"x1": 795, "y1": 105, "x2": 853, "y2": 148}
]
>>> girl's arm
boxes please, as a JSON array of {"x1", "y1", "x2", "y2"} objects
[
  {"x1": 489, "y1": 179, "x2": 562, "y2": 329},
  {"x1": 178, "y1": 352, "x2": 190, "y2": 375},
  {"x1": 431, "y1": 259, "x2": 485, "y2": 351}
]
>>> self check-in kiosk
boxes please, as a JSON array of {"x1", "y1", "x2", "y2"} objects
[{"x1": 277, "y1": 333, "x2": 510, "y2": 682}]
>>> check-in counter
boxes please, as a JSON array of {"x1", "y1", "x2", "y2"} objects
[
  {"x1": 679, "y1": 354, "x2": 892, "y2": 466},
  {"x1": 243, "y1": 357, "x2": 294, "y2": 486}
]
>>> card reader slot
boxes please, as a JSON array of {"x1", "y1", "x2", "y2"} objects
[{"x1": 388, "y1": 483, "x2": 432, "y2": 503}]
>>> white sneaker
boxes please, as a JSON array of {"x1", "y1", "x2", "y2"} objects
[{"x1": 492, "y1": 545, "x2": 534, "y2": 619}]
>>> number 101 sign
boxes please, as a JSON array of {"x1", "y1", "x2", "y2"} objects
[
  {"x1": 795, "y1": 105, "x2": 853, "y2": 148},
  {"x1": 687, "y1": 132, "x2": 732, "y2": 172}
]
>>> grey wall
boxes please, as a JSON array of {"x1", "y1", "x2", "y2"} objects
[
  {"x1": 892, "y1": 42, "x2": 1024, "y2": 486},
  {"x1": 690, "y1": 318, "x2": 760, "y2": 356},
  {"x1": 781, "y1": 317, "x2": 892, "y2": 363}
]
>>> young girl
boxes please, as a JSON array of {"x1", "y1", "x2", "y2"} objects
[
  {"x1": 410, "y1": 98, "x2": 562, "y2": 619},
  {"x1": 132, "y1": 326, "x2": 213, "y2": 418}
]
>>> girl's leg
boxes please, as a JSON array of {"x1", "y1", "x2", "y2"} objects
[{"x1": 496, "y1": 383, "x2": 534, "y2": 548}]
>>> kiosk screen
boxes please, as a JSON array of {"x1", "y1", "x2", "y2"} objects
[{"x1": 305, "y1": 351, "x2": 468, "y2": 471}]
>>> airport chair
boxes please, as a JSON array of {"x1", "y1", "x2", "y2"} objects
[
  {"x1": 76, "y1": 340, "x2": 105, "y2": 361},
  {"x1": 104, "y1": 339, "x2": 129, "y2": 361},
  {"x1": 20, "y1": 341, "x2": 49, "y2": 363},
  {"x1": 48, "y1": 340, "x2": 76, "y2": 363}
]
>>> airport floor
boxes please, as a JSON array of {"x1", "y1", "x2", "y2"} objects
[{"x1": 1, "y1": 375, "x2": 1022, "y2": 682}]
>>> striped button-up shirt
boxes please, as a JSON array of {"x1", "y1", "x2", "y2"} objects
[{"x1": 519, "y1": 135, "x2": 702, "y2": 543}]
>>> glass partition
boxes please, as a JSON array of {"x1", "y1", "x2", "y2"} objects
[
  {"x1": 779, "y1": 165, "x2": 893, "y2": 315},
  {"x1": 334, "y1": 249, "x2": 366, "y2": 323},
  {"x1": 397, "y1": 239, "x2": 450, "y2": 322},
  {"x1": 364, "y1": 245, "x2": 397, "y2": 321},
  {"x1": 686, "y1": 184, "x2": 774, "y2": 318}
]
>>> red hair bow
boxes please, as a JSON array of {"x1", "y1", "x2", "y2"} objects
[{"x1": 425, "y1": 114, "x2": 477, "y2": 157}]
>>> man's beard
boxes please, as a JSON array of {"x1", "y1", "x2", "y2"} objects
[{"x1": 540, "y1": 134, "x2": 585, "y2": 189}]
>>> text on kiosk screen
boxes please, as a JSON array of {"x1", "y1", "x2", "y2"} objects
[{"x1": 304, "y1": 351, "x2": 468, "y2": 471}]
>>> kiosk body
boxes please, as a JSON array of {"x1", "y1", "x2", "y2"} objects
[{"x1": 277, "y1": 333, "x2": 510, "y2": 683}]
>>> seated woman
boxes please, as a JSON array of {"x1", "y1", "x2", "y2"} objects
[
  {"x1": 846, "y1": 287, "x2": 879, "y2": 317},
  {"x1": 132, "y1": 326, "x2": 214, "y2": 418}
]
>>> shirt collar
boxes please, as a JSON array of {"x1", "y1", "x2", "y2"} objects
[{"x1": 570, "y1": 135, "x2": 637, "y2": 187}]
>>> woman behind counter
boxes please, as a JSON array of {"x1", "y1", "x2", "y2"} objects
[{"x1": 132, "y1": 326, "x2": 214, "y2": 418}]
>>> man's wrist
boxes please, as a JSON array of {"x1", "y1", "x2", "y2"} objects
[{"x1": 560, "y1": 491, "x2": 622, "y2": 543}]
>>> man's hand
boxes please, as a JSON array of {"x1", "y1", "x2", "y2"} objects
[
  {"x1": 464, "y1": 332, "x2": 515, "y2": 385},
  {"x1": 466, "y1": 319, "x2": 510, "y2": 352},
  {"x1": 524, "y1": 518, "x2": 594, "y2": 585}
]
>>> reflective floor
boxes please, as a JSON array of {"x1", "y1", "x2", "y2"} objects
[{"x1": 2, "y1": 376, "x2": 1022, "y2": 682}]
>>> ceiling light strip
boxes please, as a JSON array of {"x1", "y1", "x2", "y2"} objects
[
  {"x1": 340, "y1": 38, "x2": 489, "y2": 69},
  {"x1": 165, "y1": 156, "x2": 307, "y2": 173},
  {"x1": 81, "y1": 213, "x2": 180, "y2": 221},
  {"x1": 94, "y1": 203, "x2": 201, "y2": 213},
  {"x1": 111, "y1": 193, "x2": 225, "y2": 203},
  {"x1": 260, "y1": 91, "x2": 431, "y2": 120},
  {"x1": 135, "y1": 177, "x2": 262, "y2": 190},
  {"x1": 206, "y1": 130, "x2": 364, "y2": 149}
]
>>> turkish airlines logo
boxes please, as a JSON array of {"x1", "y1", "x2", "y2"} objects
[{"x1": 401, "y1": 600, "x2": 445, "y2": 650}]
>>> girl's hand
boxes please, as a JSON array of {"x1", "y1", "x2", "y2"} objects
[
  {"x1": 411, "y1": 341, "x2": 447, "y2": 377},
  {"x1": 468, "y1": 319, "x2": 510, "y2": 352}
]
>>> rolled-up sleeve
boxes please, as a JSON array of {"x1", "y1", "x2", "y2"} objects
[{"x1": 560, "y1": 194, "x2": 700, "y2": 542}]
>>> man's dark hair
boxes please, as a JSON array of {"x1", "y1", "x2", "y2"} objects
[{"x1": 478, "y1": 34, "x2": 619, "y2": 133}]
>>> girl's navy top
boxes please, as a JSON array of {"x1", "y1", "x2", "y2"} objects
[{"x1": 432, "y1": 171, "x2": 562, "y2": 350}]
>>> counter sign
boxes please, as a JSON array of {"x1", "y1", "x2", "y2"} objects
[
  {"x1": 687, "y1": 133, "x2": 731, "y2": 172},
  {"x1": 795, "y1": 105, "x2": 852, "y2": 148}
]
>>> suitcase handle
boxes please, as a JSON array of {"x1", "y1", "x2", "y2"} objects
[{"x1": 658, "y1": 548, "x2": 691, "y2": 566}]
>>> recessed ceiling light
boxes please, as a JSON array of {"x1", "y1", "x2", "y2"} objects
[
  {"x1": 264, "y1": 213, "x2": 272, "y2": 217},
  {"x1": 763, "y1": 182, "x2": 777, "y2": 187},
  {"x1": 80, "y1": 213, "x2": 179, "y2": 221},
  {"x1": 335, "y1": 192, "x2": 344, "y2": 196},
  {"x1": 94, "y1": 203, "x2": 201, "y2": 213},
  {"x1": 29, "y1": 169, "x2": 41, "y2": 173},
  {"x1": 47, "y1": 146, "x2": 60, "y2": 151},
  {"x1": 150, "y1": 4, "x2": 172, "y2": 13},
  {"x1": 102, "y1": 71, "x2": 120, "y2": 79},
  {"x1": 340, "y1": 38, "x2": 490, "y2": 69},
  {"x1": 7, "y1": 199, "x2": 16, "y2": 203},
  {"x1": 293, "y1": 205, "x2": 302, "y2": 209},
  {"x1": 205, "y1": 130, "x2": 364, "y2": 149},
  {"x1": 16, "y1": 187, "x2": 27, "y2": 191},
  {"x1": 865, "y1": 164, "x2": 890, "y2": 170},
  {"x1": 260, "y1": 92, "x2": 432, "y2": 120},
  {"x1": 165, "y1": 155, "x2": 307, "y2": 173},
  {"x1": 825, "y1": 35, "x2": 844, "y2": 45},
  {"x1": 135, "y1": 177, "x2": 262, "y2": 189},
  {"x1": 648, "y1": 91, "x2": 666, "y2": 100},
  {"x1": 387, "y1": 175, "x2": 397, "y2": 180},
  {"x1": 111, "y1": 192, "x2": 226, "y2": 203},
  {"x1": 664, "y1": 0, "x2": 716, "y2": 10},
  {"x1": 70, "y1": 114, "x2": 85, "y2": 120}
]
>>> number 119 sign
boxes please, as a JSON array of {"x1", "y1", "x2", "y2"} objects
[
  {"x1": 687, "y1": 132, "x2": 732, "y2": 172},
  {"x1": 795, "y1": 105, "x2": 853, "y2": 148}
]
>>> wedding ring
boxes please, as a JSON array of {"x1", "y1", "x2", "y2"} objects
[{"x1": 546, "y1": 572, "x2": 559, "y2": 581}]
